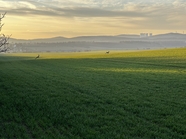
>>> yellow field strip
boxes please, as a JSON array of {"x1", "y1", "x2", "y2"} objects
[{"x1": 5, "y1": 48, "x2": 186, "y2": 59}]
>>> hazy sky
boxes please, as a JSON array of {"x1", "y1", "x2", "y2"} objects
[{"x1": 1, "y1": 0, "x2": 186, "y2": 39}]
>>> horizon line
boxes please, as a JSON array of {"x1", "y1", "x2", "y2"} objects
[{"x1": 9, "y1": 32, "x2": 186, "y2": 40}]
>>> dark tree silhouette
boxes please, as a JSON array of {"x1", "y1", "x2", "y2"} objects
[{"x1": 0, "y1": 12, "x2": 10, "y2": 52}]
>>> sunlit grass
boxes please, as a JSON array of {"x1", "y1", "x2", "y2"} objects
[{"x1": 86, "y1": 67, "x2": 186, "y2": 74}]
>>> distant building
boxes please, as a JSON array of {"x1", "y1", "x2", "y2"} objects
[
  {"x1": 140, "y1": 33, "x2": 152, "y2": 37},
  {"x1": 140, "y1": 33, "x2": 148, "y2": 37}
]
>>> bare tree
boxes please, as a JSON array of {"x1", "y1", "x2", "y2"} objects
[{"x1": 0, "y1": 12, "x2": 10, "y2": 52}]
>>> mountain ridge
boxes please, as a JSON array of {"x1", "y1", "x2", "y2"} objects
[{"x1": 9, "y1": 33, "x2": 186, "y2": 44}]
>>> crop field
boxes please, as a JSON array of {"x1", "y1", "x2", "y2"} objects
[{"x1": 0, "y1": 48, "x2": 186, "y2": 139}]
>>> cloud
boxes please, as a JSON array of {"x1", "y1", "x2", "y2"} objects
[
  {"x1": 1, "y1": 0, "x2": 186, "y2": 38},
  {"x1": 0, "y1": 0, "x2": 185, "y2": 18},
  {"x1": 1, "y1": 0, "x2": 186, "y2": 30},
  {"x1": 18, "y1": 1, "x2": 37, "y2": 9},
  {"x1": 0, "y1": 2, "x2": 146, "y2": 18}
]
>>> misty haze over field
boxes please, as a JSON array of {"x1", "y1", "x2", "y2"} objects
[{"x1": 8, "y1": 33, "x2": 186, "y2": 53}]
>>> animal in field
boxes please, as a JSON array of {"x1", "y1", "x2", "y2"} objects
[
  {"x1": 105, "y1": 51, "x2": 109, "y2": 54},
  {"x1": 35, "y1": 54, "x2": 40, "y2": 59}
]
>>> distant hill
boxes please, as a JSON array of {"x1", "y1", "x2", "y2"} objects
[
  {"x1": 9, "y1": 36, "x2": 68, "y2": 43},
  {"x1": 9, "y1": 33, "x2": 186, "y2": 43},
  {"x1": 151, "y1": 33, "x2": 186, "y2": 39},
  {"x1": 31, "y1": 36, "x2": 68, "y2": 42},
  {"x1": 116, "y1": 34, "x2": 140, "y2": 38},
  {"x1": 7, "y1": 33, "x2": 186, "y2": 53}
]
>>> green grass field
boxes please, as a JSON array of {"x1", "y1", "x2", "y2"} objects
[{"x1": 0, "y1": 48, "x2": 186, "y2": 139}]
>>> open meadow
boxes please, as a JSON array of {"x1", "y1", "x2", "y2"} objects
[{"x1": 0, "y1": 48, "x2": 186, "y2": 138}]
